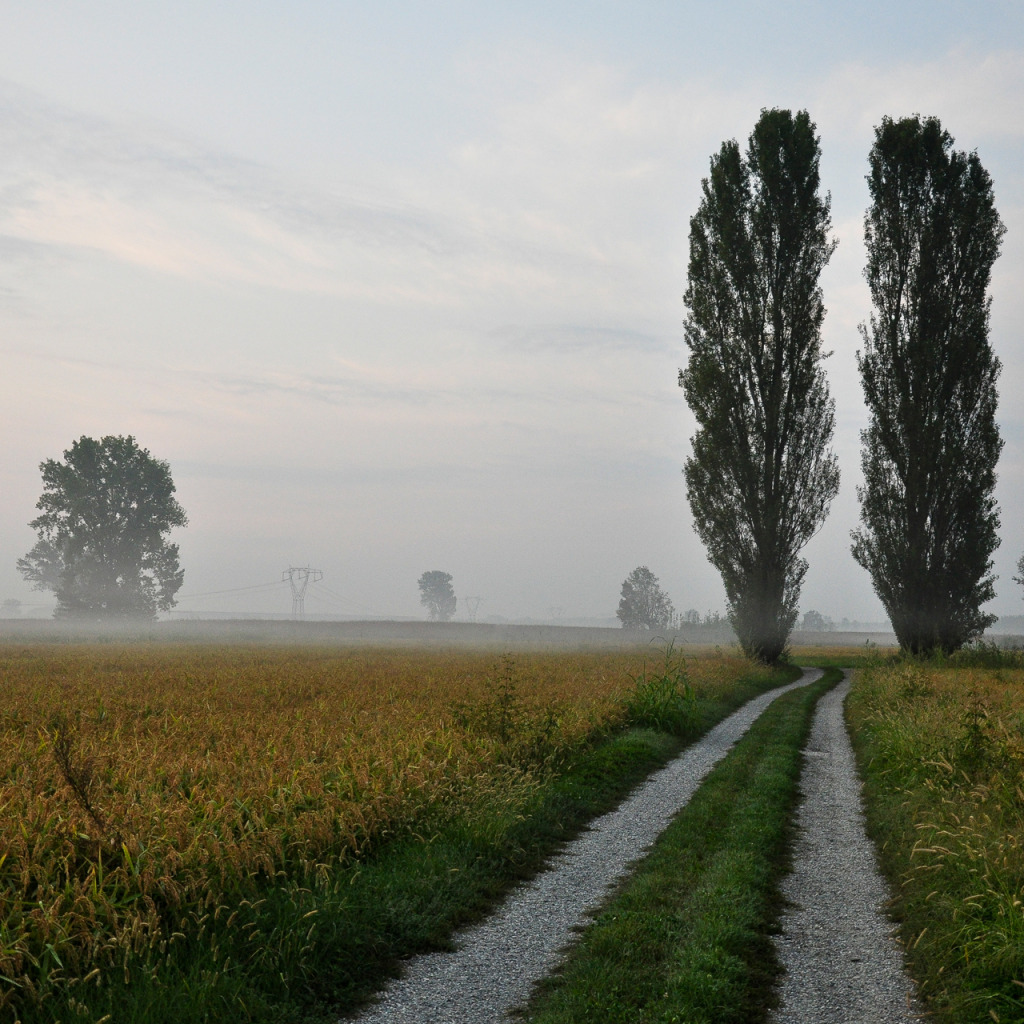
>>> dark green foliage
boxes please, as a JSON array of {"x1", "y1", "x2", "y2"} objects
[
  {"x1": 17, "y1": 435, "x2": 187, "y2": 619},
  {"x1": 417, "y1": 569, "x2": 457, "y2": 621},
  {"x1": 680, "y1": 108, "x2": 839, "y2": 665},
  {"x1": 616, "y1": 565, "x2": 674, "y2": 630},
  {"x1": 851, "y1": 115, "x2": 1005, "y2": 656}
]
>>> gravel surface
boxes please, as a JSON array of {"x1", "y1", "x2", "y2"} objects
[
  {"x1": 348, "y1": 669, "x2": 822, "y2": 1024},
  {"x1": 771, "y1": 673, "x2": 924, "y2": 1023}
]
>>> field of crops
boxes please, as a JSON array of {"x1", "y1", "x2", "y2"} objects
[
  {"x1": 0, "y1": 642, "x2": 767, "y2": 1021},
  {"x1": 847, "y1": 656, "x2": 1024, "y2": 1023}
]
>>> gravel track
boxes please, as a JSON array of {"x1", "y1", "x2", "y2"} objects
[
  {"x1": 770, "y1": 673, "x2": 924, "y2": 1023},
  {"x1": 348, "y1": 669, "x2": 822, "y2": 1024}
]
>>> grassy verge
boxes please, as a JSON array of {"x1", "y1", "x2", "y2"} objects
[
  {"x1": 9, "y1": 653, "x2": 796, "y2": 1024},
  {"x1": 847, "y1": 656, "x2": 1024, "y2": 1024},
  {"x1": 788, "y1": 645, "x2": 896, "y2": 669},
  {"x1": 518, "y1": 668, "x2": 840, "y2": 1024}
]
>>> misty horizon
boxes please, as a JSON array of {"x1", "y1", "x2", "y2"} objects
[{"x1": 2, "y1": 3, "x2": 1023, "y2": 627}]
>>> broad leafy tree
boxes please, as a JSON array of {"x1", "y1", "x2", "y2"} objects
[
  {"x1": 800, "y1": 609, "x2": 833, "y2": 632},
  {"x1": 851, "y1": 116, "x2": 1004, "y2": 656},
  {"x1": 17, "y1": 435, "x2": 187, "y2": 619},
  {"x1": 418, "y1": 570, "x2": 456, "y2": 621},
  {"x1": 617, "y1": 566, "x2": 674, "y2": 630},
  {"x1": 680, "y1": 108, "x2": 840, "y2": 664}
]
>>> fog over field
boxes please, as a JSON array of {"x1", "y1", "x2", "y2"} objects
[{"x1": 1, "y1": 2, "x2": 1022, "y2": 625}]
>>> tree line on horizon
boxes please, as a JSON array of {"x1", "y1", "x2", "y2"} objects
[
  {"x1": 614, "y1": 565, "x2": 843, "y2": 636},
  {"x1": 11, "y1": 111, "x2": 1011, "y2": 662}
]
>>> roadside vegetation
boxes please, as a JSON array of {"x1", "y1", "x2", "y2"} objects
[
  {"x1": 788, "y1": 643, "x2": 898, "y2": 669},
  {"x1": 521, "y1": 669, "x2": 839, "y2": 1023},
  {"x1": 847, "y1": 650, "x2": 1024, "y2": 1023},
  {"x1": 0, "y1": 642, "x2": 792, "y2": 1023}
]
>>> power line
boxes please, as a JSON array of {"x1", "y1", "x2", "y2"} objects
[
  {"x1": 282, "y1": 567, "x2": 323, "y2": 619},
  {"x1": 306, "y1": 580, "x2": 386, "y2": 618},
  {"x1": 175, "y1": 580, "x2": 288, "y2": 600}
]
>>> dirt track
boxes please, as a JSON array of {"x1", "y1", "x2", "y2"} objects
[
  {"x1": 771, "y1": 674, "x2": 923, "y2": 1022},
  {"x1": 350, "y1": 670, "x2": 824, "y2": 1024}
]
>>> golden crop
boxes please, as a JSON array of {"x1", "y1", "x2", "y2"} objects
[{"x1": 0, "y1": 643, "x2": 752, "y2": 1011}]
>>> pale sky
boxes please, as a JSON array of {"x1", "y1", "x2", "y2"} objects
[{"x1": 1, "y1": 1, "x2": 1022, "y2": 623}]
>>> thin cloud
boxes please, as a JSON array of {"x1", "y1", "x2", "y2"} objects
[
  {"x1": 490, "y1": 323, "x2": 672, "y2": 355},
  {"x1": 815, "y1": 47, "x2": 1024, "y2": 143},
  {"x1": 0, "y1": 79, "x2": 471, "y2": 292}
]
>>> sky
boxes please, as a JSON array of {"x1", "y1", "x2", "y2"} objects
[{"x1": 1, "y1": 1, "x2": 1023, "y2": 624}]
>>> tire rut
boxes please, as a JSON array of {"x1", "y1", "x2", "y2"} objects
[{"x1": 770, "y1": 672, "x2": 924, "y2": 1023}]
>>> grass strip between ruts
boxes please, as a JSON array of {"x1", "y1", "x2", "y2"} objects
[
  {"x1": 22, "y1": 665, "x2": 798, "y2": 1024},
  {"x1": 519, "y1": 668, "x2": 841, "y2": 1024}
]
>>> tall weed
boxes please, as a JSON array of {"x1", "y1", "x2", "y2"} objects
[{"x1": 624, "y1": 642, "x2": 699, "y2": 737}]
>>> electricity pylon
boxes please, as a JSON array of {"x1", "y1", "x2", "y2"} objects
[
  {"x1": 282, "y1": 567, "x2": 323, "y2": 619},
  {"x1": 463, "y1": 596, "x2": 482, "y2": 622}
]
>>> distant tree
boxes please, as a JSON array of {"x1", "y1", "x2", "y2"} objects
[
  {"x1": 851, "y1": 116, "x2": 1005, "y2": 656},
  {"x1": 682, "y1": 608, "x2": 702, "y2": 625},
  {"x1": 1014, "y1": 554, "x2": 1024, "y2": 595},
  {"x1": 16, "y1": 435, "x2": 187, "y2": 619},
  {"x1": 680, "y1": 108, "x2": 840, "y2": 665},
  {"x1": 1, "y1": 599, "x2": 22, "y2": 618},
  {"x1": 617, "y1": 566, "x2": 674, "y2": 630},
  {"x1": 418, "y1": 570, "x2": 456, "y2": 622},
  {"x1": 800, "y1": 609, "x2": 833, "y2": 632}
]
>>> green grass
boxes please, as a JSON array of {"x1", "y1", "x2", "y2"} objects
[
  {"x1": 788, "y1": 647, "x2": 894, "y2": 670},
  {"x1": 17, "y1": 662, "x2": 798, "y2": 1024},
  {"x1": 518, "y1": 669, "x2": 840, "y2": 1024},
  {"x1": 846, "y1": 660, "x2": 1024, "y2": 1024}
]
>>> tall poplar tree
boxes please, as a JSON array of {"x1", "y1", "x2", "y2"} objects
[
  {"x1": 852, "y1": 116, "x2": 1005, "y2": 655},
  {"x1": 680, "y1": 108, "x2": 839, "y2": 665}
]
